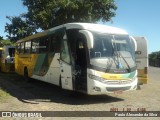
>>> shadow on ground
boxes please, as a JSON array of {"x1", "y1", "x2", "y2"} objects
[{"x1": 0, "y1": 72, "x2": 124, "y2": 105}]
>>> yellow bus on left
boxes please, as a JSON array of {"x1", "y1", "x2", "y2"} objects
[{"x1": 0, "y1": 46, "x2": 15, "y2": 72}]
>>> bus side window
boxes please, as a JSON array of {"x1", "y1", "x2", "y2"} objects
[
  {"x1": 20, "y1": 42, "x2": 24, "y2": 54},
  {"x1": 39, "y1": 37, "x2": 49, "y2": 53},
  {"x1": 16, "y1": 43, "x2": 21, "y2": 54},
  {"x1": 50, "y1": 34, "x2": 61, "y2": 53},
  {"x1": 60, "y1": 34, "x2": 70, "y2": 64},
  {"x1": 25, "y1": 41, "x2": 31, "y2": 54},
  {"x1": 32, "y1": 39, "x2": 39, "y2": 53},
  {"x1": 50, "y1": 35, "x2": 56, "y2": 52}
]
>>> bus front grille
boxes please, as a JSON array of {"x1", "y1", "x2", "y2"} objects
[
  {"x1": 105, "y1": 80, "x2": 132, "y2": 85},
  {"x1": 106, "y1": 86, "x2": 131, "y2": 92}
]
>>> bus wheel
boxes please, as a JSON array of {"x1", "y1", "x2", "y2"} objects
[{"x1": 24, "y1": 68, "x2": 30, "y2": 82}]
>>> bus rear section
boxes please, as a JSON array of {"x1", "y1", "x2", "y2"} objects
[
  {"x1": 1, "y1": 46, "x2": 15, "y2": 72},
  {"x1": 0, "y1": 47, "x2": 2, "y2": 70},
  {"x1": 134, "y1": 36, "x2": 148, "y2": 85}
]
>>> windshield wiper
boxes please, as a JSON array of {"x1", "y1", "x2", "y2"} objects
[
  {"x1": 104, "y1": 38, "x2": 116, "y2": 72},
  {"x1": 111, "y1": 38, "x2": 122, "y2": 69},
  {"x1": 105, "y1": 58, "x2": 114, "y2": 72},
  {"x1": 118, "y1": 52, "x2": 131, "y2": 72},
  {"x1": 111, "y1": 36, "x2": 131, "y2": 72}
]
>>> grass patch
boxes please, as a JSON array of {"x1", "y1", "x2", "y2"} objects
[
  {"x1": 0, "y1": 73, "x2": 16, "y2": 103},
  {"x1": 0, "y1": 88, "x2": 11, "y2": 102}
]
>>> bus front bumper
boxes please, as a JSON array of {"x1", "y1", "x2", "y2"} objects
[{"x1": 87, "y1": 77, "x2": 138, "y2": 95}]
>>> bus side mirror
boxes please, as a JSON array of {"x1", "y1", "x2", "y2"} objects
[
  {"x1": 79, "y1": 30, "x2": 94, "y2": 49},
  {"x1": 130, "y1": 36, "x2": 137, "y2": 51}
]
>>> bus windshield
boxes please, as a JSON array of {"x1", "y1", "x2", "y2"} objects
[{"x1": 89, "y1": 32, "x2": 136, "y2": 72}]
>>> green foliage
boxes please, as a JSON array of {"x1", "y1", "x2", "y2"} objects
[
  {"x1": 22, "y1": 0, "x2": 117, "y2": 29},
  {"x1": 5, "y1": 16, "x2": 37, "y2": 43},
  {"x1": 0, "y1": 36, "x2": 3, "y2": 40},
  {"x1": 0, "y1": 40, "x2": 14, "y2": 47},
  {"x1": 149, "y1": 51, "x2": 160, "y2": 60},
  {"x1": 149, "y1": 51, "x2": 160, "y2": 66},
  {"x1": 0, "y1": 36, "x2": 14, "y2": 47},
  {"x1": 5, "y1": 0, "x2": 117, "y2": 42}
]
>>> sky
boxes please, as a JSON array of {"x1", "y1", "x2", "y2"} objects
[{"x1": 0, "y1": 0, "x2": 160, "y2": 53}]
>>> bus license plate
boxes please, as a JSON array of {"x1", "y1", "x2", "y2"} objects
[{"x1": 114, "y1": 90, "x2": 123, "y2": 94}]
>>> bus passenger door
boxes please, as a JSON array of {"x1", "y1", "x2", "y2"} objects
[{"x1": 60, "y1": 34, "x2": 73, "y2": 90}]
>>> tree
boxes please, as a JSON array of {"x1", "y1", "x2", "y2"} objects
[
  {"x1": 0, "y1": 36, "x2": 3, "y2": 47},
  {"x1": 0, "y1": 40, "x2": 14, "y2": 47},
  {"x1": 5, "y1": 16, "x2": 37, "y2": 43},
  {"x1": 5, "y1": 0, "x2": 117, "y2": 42},
  {"x1": 0, "y1": 36, "x2": 3, "y2": 40},
  {"x1": 149, "y1": 51, "x2": 160, "y2": 67},
  {"x1": 22, "y1": 0, "x2": 117, "y2": 30},
  {"x1": 0, "y1": 36, "x2": 13, "y2": 47}
]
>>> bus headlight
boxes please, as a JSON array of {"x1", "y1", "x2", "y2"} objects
[{"x1": 88, "y1": 74, "x2": 103, "y2": 82}]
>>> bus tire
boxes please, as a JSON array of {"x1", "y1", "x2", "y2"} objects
[{"x1": 24, "y1": 68, "x2": 30, "y2": 82}]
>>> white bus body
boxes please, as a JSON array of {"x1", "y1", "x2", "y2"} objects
[{"x1": 16, "y1": 23, "x2": 138, "y2": 95}]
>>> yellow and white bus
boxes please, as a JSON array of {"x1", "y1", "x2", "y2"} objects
[
  {"x1": 134, "y1": 36, "x2": 148, "y2": 85},
  {"x1": 1, "y1": 46, "x2": 15, "y2": 72},
  {"x1": 15, "y1": 23, "x2": 142, "y2": 95},
  {"x1": 0, "y1": 47, "x2": 3, "y2": 70}
]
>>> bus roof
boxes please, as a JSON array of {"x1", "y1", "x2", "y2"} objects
[
  {"x1": 64, "y1": 23, "x2": 128, "y2": 34},
  {"x1": 17, "y1": 23, "x2": 128, "y2": 43}
]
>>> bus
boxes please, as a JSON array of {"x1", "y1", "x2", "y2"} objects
[
  {"x1": 15, "y1": 23, "x2": 141, "y2": 95},
  {"x1": 0, "y1": 47, "x2": 2, "y2": 70},
  {"x1": 134, "y1": 36, "x2": 148, "y2": 85},
  {"x1": 1, "y1": 46, "x2": 15, "y2": 72}
]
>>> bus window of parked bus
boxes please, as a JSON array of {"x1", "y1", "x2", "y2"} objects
[
  {"x1": 50, "y1": 36, "x2": 56, "y2": 52},
  {"x1": 20, "y1": 42, "x2": 24, "y2": 54},
  {"x1": 50, "y1": 35, "x2": 61, "y2": 53},
  {"x1": 39, "y1": 37, "x2": 49, "y2": 53},
  {"x1": 31, "y1": 37, "x2": 49, "y2": 53},
  {"x1": 60, "y1": 36, "x2": 70, "y2": 64},
  {"x1": 32, "y1": 39, "x2": 39, "y2": 53},
  {"x1": 25, "y1": 41, "x2": 31, "y2": 53},
  {"x1": 16, "y1": 43, "x2": 21, "y2": 54}
]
